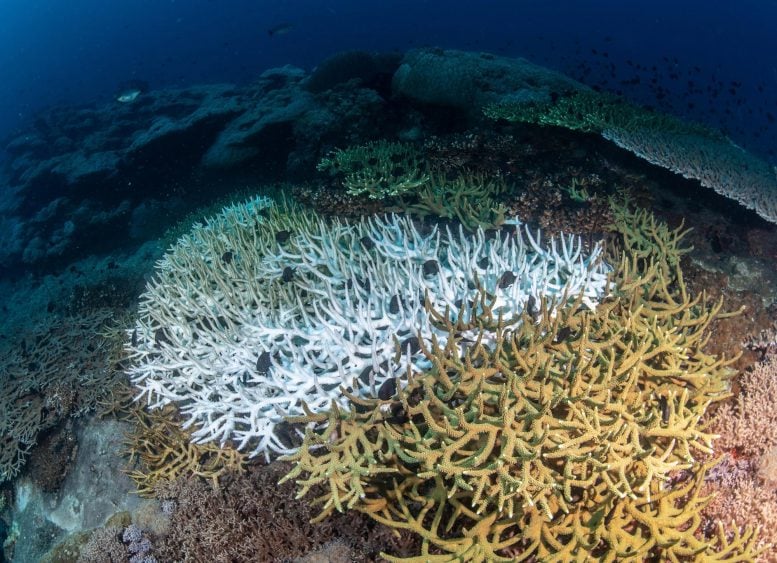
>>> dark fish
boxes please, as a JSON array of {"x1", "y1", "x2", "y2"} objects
[
  {"x1": 357, "y1": 276, "x2": 371, "y2": 292},
  {"x1": 422, "y1": 259, "x2": 439, "y2": 276},
  {"x1": 498, "y1": 271, "x2": 516, "y2": 289},
  {"x1": 275, "y1": 230, "x2": 291, "y2": 244},
  {"x1": 526, "y1": 296, "x2": 539, "y2": 318},
  {"x1": 281, "y1": 266, "x2": 295, "y2": 283},
  {"x1": 256, "y1": 351, "x2": 273, "y2": 375},
  {"x1": 378, "y1": 378, "x2": 397, "y2": 400},
  {"x1": 385, "y1": 402, "x2": 408, "y2": 425},
  {"x1": 401, "y1": 336, "x2": 421, "y2": 355},
  {"x1": 389, "y1": 295, "x2": 401, "y2": 314},
  {"x1": 154, "y1": 328, "x2": 171, "y2": 347},
  {"x1": 360, "y1": 236, "x2": 374, "y2": 250},
  {"x1": 659, "y1": 396, "x2": 670, "y2": 424},
  {"x1": 553, "y1": 326, "x2": 573, "y2": 344},
  {"x1": 359, "y1": 360, "x2": 389, "y2": 384},
  {"x1": 267, "y1": 22, "x2": 294, "y2": 37},
  {"x1": 221, "y1": 251, "x2": 233, "y2": 264},
  {"x1": 477, "y1": 256, "x2": 489, "y2": 269},
  {"x1": 131, "y1": 329, "x2": 138, "y2": 347}
]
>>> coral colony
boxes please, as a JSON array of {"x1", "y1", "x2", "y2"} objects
[{"x1": 127, "y1": 196, "x2": 610, "y2": 460}]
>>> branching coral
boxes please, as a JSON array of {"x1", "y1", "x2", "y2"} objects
[
  {"x1": 281, "y1": 209, "x2": 759, "y2": 561},
  {"x1": 123, "y1": 404, "x2": 247, "y2": 497},
  {"x1": 317, "y1": 140, "x2": 431, "y2": 199},
  {"x1": 398, "y1": 172, "x2": 508, "y2": 231},
  {"x1": 152, "y1": 463, "x2": 420, "y2": 562},
  {"x1": 127, "y1": 195, "x2": 610, "y2": 461},
  {"x1": 0, "y1": 309, "x2": 127, "y2": 482}
]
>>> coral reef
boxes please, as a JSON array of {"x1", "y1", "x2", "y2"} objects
[
  {"x1": 702, "y1": 334, "x2": 777, "y2": 559},
  {"x1": 74, "y1": 520, "x2": 158, "y2": 563},
  {"x1": 127, "y1": 195, "x2": 610, "y2": 460},
  {"x1": 712, "y1": 338, "x2": 777, "y2": 458},
  {"x1": 282, "y1": 208, "x2": 759, "y2": 561}
]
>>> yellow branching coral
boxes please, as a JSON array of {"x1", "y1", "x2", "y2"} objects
[
  {"x1": 398, "y1": 172, "x2": 508, "y2": 231},
  {"x1": 281, "y1": 209, "x2": 760, "y2": 561},
  {"x1": 123, "y1": 404, "x2": 247, "y2": 497}
]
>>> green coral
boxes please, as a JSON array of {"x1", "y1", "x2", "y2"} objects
[
  {"x1": 484, "y1": 89, "x2": 721, "y2": 139},
  {"x1": 317, "y1": 140, "x2": 430, "y2": 199},
  {"x1": 281, "y1": 210, "x2": 759, "y2": 561},
  {"x1": 398, "y1": 172, "x2": 508, "y2": 230}
]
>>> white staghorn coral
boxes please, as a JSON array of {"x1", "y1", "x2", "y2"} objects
[{"x1": 127, "y1": 196, "x2": 611, "y2": 460}]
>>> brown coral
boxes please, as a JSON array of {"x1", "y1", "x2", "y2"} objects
[{"x1": 152, "y1": 463, "x2": 419, "y2": 562}]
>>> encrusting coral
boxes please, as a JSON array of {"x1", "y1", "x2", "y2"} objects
[
  {"x1": 281, "y1": 206, "x2": 760, "y2": 561},
  {"x1": 126, "y1": 194, "x2": 610, "y2": 461}
]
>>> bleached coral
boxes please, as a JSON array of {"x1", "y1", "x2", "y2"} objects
[{"x1": 127, "y1": 196, "x2": 610, "y2": 460}]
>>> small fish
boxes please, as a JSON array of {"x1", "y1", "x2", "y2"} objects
[
  {"x1": 422, "y1": 259, "x2": 439, "y2": 276},
  {"x1": 400, "y1": 336, "x2": 421, "y2": 355},
  {"x1": 116, "y1": 89, "x2": 142, "y2": 103},
  {"x1": 131, "y1": 328, "x2": 138, "y2": 347},
  {"x1": 275, "y1": 230, "x2": 291, "y2": 244},
  {"x1": 553, "y1": 326, "x2": 573, "y2": 344},
  {"x1": 498, "y1": 271, "x2": 516, "y2": 289},
  {"x1": 281, "y1": 266, "x2": 295, "y2": 283},
  {"x1": 378, "y1": 378, "x2": 397, "y2": 400},
  {"x1": 267, "y1": 22, "x2": 294, "y2": 37},
  {"x1": 221, "y1": 251, "x2": 233, "y2": 264},
  {"x1": 256, "y1": 351, "x2": 273, "y2": 375},
  {"x1": 389, "y1": 295, "x2": 401, "y2": 314},
  {"x1": 154, "y1": 327, "x2": 171, "y2": 347},
  {"x1": 659, "y1": 396, "x2": 670, "y2": 424},
  {"x1": 360, "y1": 236, "x2": 374, "y2": 250},
  {"x1": 526, "y1": 296, "x2": 539, "y2": 319},
  {"x1": 385, "y1": 402, "x2": 408, "y2": 425}
]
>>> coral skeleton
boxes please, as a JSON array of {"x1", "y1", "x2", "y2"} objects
[{"x1": 126, "y1": 196, "x2": 610, "y2": 460}]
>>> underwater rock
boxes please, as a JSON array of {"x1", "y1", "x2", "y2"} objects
[{"x1": 392, "y1": 47, "x2": 583, "y2": 118}]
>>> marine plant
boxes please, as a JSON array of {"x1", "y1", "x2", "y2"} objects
[
  {"x1": 281, "y1": 207, "x2": 759, "y2": 561},
  {"x1": 317, "y1": 140, "x2": 430, "y2": 199}
]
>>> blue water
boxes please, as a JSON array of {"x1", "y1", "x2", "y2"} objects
[{"x1": 0, "y1": 0, "x2": 775, "y2": 163}]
